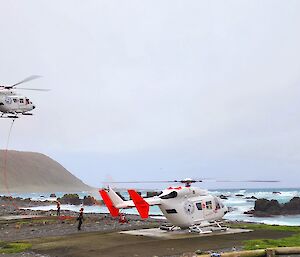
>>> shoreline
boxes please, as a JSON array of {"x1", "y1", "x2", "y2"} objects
[{"x1": 1, "y1": 196, "x2": 300, "y2": 257}]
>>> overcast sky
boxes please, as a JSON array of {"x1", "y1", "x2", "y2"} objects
[{"x1": 0, "y1": 1, "x2": 300, "y2": 189}]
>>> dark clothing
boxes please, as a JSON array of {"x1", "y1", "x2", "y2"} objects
[
  {"x1": 56, "y1": 202, "x2": 61, "y2": 216},
  {"x1": 77, "y1": 211, "x2": 84, "y2": 230}
]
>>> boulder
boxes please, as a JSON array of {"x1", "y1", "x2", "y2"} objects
[
  {"x1": 82, "y1": 195, "x2": 97, "y2": 206},
  {"x1": 245, "y1": 196, "x2": 257, "y2": 200},
  {"x1": 249, "y1": 197, "x2": 300, "y2": 216},
  {"x1": 58, "y1": 194, "x2": 81, "y2": 205},
  {"x1": 50, "y1": 193, "x2": 56, "y2": 198},
  {"x1": 283, "y1": 197, "x2": 300, "y2": 211},
  {"x1": 254, "y1": 199, "x2": 281, "y2": 214},
  {"x1": 219, "y1": 195, "x2": 229, "y2": 200}
]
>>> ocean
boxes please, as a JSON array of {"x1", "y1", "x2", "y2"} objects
[{"x1": 3, "y1": 188, "x2": 300, "y2": 226}]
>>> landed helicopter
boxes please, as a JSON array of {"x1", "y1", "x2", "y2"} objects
[
  {"x1": 100, "y1": 178, "x2": 278, "y2": 233},
  {"x1": 0, "y1": 75, "x2": 48, "y2": 118}
]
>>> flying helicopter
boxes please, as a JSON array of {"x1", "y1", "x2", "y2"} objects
[
  {"x1": 0, "y1": 75, "x2": 48, "y2": 118},
  {"x1": 100, "y1": 178, "x2": 279, "y2": 234}
]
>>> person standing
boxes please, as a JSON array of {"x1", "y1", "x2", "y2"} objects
[
  {"x1": 77, "y1": 207, "x2": 84, "y2": 230},
  {"x1": 56, "y1": 200, "x2": 61, "y2": 216}
]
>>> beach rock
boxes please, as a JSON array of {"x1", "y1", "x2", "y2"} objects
[
  {"x1": 249, "y1": 197, "x2": 300, "y2": 216},
  {"x1": 243, "y1": 209, "x2": 254, "y2": 215},
  {"x1": 235, "y1": 194, "x2": 244, "y2": 197},
  {"x1": 245, "y1": 196, "x2": 257, "y2": 200},
  {"x1": 219, "y1": 195, "x2": 229, "y2": 200},
  {"x1": 83, "y1": 195, "x2": 97, "y2": 206},
  {"x1": 273, "y1": 191, "x2": 281, "y2": 194},
  {"x1": 58, "y1": 194, "x2": 81, "y2": 205},
  {"x1": 50, "y1": 193, "x2": 56, "y2": 198},
  {"x1": 255, "y1": 199, "x2": 281, "y2": 214},
  {"x1": 283, "y1": 197, "x2": 300, "y2": 211}
]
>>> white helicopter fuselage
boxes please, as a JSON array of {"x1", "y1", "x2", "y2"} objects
[
  {"x1": 0, "y1": 90, "x2": 35, "y2": 114},
  {"x1": 156, "y1": 186, "x2": 228, "y2": 228},
  {"x1": 101, "y1": 185, "x2": 228, "y2": 229}
]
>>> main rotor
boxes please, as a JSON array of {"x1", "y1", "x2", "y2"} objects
[
  {"x1": 0, "y1": 75, "x2": 49, "y2": 91},
  {"x1": 102, "y1": 177, "x2": 279, "y2": 188}
]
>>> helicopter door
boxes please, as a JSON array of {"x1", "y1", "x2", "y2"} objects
[
  {"x1": 195, "y1": 202, "x2": 204, "y2": 220},
  {"x1": 203, "y1": 199, "x2": 214, "y2": 219}
]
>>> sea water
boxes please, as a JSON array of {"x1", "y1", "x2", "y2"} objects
[{"x1": 3, "y1": 188, "x2": 300, "y2": 226}]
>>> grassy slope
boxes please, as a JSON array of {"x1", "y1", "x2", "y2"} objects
[{"x1": 230, "y1": 223, "x2": 300, "y2": 250}]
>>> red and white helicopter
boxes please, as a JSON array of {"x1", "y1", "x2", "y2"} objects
[{"x1": 100, "y1": 178, "x2": 278, "y2": 233}]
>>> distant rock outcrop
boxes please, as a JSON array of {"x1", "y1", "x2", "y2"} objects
[
  {"x1": 247, "y1": 197, "x2": 300, "y2": 217},
  {"x1": 58, "y1": 194, "x2": 98, "y2": 206},
  {"x1": 0, "y1": 150, "x2": 91, "y2": 193}
]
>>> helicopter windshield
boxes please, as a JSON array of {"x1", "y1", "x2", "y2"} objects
[{"x1": 160, "y1": 191, "x2": 178, "y2": 199}]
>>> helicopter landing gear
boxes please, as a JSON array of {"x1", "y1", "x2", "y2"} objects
[
  {"x1": 189, "y1": 221, "x2": 228, "y2": 234},
  {"x1": 159, "y1": 224, "x2": 180, "y2": 231},
  {"x1": 0, "y1": 113, "x2": 19, "y2": 119}
]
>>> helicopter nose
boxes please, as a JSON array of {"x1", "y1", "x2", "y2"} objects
[{"x1": 32, "y1": 105, "x2": 36, "y2": 109}]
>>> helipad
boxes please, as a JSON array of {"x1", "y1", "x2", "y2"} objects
[{"x1": 120, "y1": 227, "x2": 252, "y2": 239}]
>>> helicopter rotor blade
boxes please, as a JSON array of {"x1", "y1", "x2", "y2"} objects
[
  {"x1": 101, "y1": 178, "x2": 211, "y2": 184},
  {"x1": 102, "y1": 180, "x2": 176, "y2": 184},
  {"x1": 9, "y1": 75, "x2": 42, "y2": 88},
  {"x1": 102, "y1": 179, "x2": 279, "y2": 184},
  {"x1": 15, "y1": 87, "x2": 50, "y2": 91},
  {"x1": 215, "y1": 180, "x2": 280, "y2": 183}
]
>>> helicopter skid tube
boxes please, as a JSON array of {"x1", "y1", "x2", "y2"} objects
[
  {"x1": 189, "y1": 221, "x2": 228, "y2": 234},
  {"x1": 159, "y1": 224, "x2": 181, "y2": 231},
  {"x1": 0, "y1": 115, "x2": 19, "y2": 119}
]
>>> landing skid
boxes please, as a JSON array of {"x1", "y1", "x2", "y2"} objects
[
  {"x1": 160, "y1": 224, "x2": 181, "y2": 231},
  {"x1": 160, "y1": 221, "x2": 228, "y2": 234},
  {"x1": 0, "y1": 112, "x2": 33, "y2": 119},
  {"x1": 0, "y1": 114, "x2": 19, "y2": 119},
  {"x1": 189, "y1": 221, "x2": 228, "y2": 234}
]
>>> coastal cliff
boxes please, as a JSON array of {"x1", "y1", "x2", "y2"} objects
[{"x1": 0, "y1": 150, "x2": 91, "y2": 193}]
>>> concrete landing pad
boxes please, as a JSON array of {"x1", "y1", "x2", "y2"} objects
[{"x1": 120, "y1": 227, "x2": 252, "y2": 239}]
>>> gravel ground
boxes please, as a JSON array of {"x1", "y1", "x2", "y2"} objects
[
  {"x1": 0, "y1": 197, "x2": 164, "y2": 242},
  {"x1": 0, "y1": 211, "x2": 163, "y2": 241}
]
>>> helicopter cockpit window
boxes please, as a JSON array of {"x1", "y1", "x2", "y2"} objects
[
  {"x1": 206, "y1": 201, "x2": 212, "y2": 210},
  {"x1": 26, "y1": 99, "x2": 30, "y2": 104},
  {"x1": 20, "y1": 99, "x2": 24, "y2": 104},
  {"x1": 13, "y1": 98, "x2": 17, "y2": 103},
  {"x1": 160, "y1": 191, "x2": 178, "y2": 199},
  {"x1": 196, "y1": 202, "x2": 202, "y2": 210}
]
